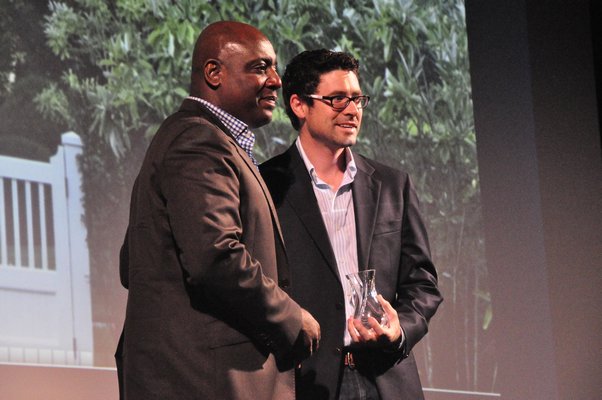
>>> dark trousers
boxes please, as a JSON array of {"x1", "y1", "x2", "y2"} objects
[{"x1": 338, "y1": 364, "x2": 380, "y2": 400}]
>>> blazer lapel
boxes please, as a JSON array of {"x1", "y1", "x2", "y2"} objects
[
  {"x1": 352, "y1": 154, "x2": 380, "y2": 271},
  {"x1": 181, "y1": 99, "x2": 288, "y2": 264},
  {"x1": 284, "y1": 147, "x2": 340, "y2": 281}
]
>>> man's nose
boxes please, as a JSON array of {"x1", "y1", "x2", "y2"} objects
[
  {"x1": 343, "y1": 98, "x2": 361, "y2": 114},
  {"x1": 266, "y1": 67, "x2": 282, "y2": 89}
]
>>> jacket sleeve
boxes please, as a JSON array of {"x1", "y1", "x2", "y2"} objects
[{"x1": 395, "y1": 174, "x2": 443, "y2": 356}]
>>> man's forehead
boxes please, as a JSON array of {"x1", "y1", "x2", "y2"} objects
[
  {"x1": 219, "y1": 38, "x2": 276, "y2": 60},
  {"x1": 317, "y1": 70, "x2": 361, "y2": 91}
]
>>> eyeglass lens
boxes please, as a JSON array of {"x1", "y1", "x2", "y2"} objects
[{"x1": 331, "y1": 96, "x2": 369, "y2": 109}]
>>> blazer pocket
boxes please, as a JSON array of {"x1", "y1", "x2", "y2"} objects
[
  {"x1": 207, "y1": 319, "x2": 252, "y2": 349},
  {"x1": 373, "y1": 218, "x2": 402, "y2": 236}
]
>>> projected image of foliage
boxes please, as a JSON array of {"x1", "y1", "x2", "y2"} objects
[{"x1": 1, "y1": 0, "x2": 496, "y2": 392}]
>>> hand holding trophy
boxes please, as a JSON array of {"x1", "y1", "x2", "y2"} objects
[
  {"x1": 346, "y1": 269, "x2": 403, "y2": 349},
  {"x1": 346, "y1": 269, "x2": 389, "y2": 329}
]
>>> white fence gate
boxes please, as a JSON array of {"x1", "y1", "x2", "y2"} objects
[{"x1": 0, "y1": 132, "x2": 93, "y2": 366}]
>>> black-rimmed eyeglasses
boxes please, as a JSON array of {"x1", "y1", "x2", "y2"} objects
[{"x1": 303, "y1": 94, "x2": 370, "y2": 110}]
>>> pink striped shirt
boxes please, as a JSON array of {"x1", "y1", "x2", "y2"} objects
[{"x1": 296, "y1": 139, "x2": 358, "y2": 345}]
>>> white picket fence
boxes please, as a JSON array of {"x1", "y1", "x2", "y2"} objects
[{"x1": 0, "y1": 132, "x2": 93, "y2": 366}]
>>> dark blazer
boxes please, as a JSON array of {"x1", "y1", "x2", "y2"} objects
[
  {"x1": 260, "y1": 144, "x2": 442, "y2": 400},
  {"x1": 116, "y1": 99, "x2": 302, "y2": 400}
]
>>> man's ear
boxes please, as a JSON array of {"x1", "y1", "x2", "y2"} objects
[
  {"x1": 204, "y1": 59, "x2": 222, "y2": 89},
  {"x1": 290, "y1": 94, "x2": 307, "y2": 120}
]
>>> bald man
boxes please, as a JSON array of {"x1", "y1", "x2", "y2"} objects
[{"x1": 116, "y1": 21, "x2": 320, "y2": 400}]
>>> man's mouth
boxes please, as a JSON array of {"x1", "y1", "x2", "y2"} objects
[
  {"x1": 260, "y1": 95, "x2": 278, "y2": 107},
  {"x1": 337, "y1": 122, "x2": 358, "y2": 129}
]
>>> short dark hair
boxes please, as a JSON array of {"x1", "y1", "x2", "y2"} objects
[{"x1": 282, "y1": 49, "x2": 360, "y2": 130}]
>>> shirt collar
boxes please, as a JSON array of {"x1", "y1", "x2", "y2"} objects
[
  {"x1": 186, "y1": 96, "x2": 250, "y2": 138},
  {"x1": 186, "y1": 96, "x2": 257, "y2": 165},
  {"x1": 295, "y1": 138, "x2": 357, "y2": 188}
]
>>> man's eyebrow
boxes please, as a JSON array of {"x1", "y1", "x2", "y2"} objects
[
  {"x1": 245, "y1": 57, "x2": 277, "y2": 68},
  {"x1": 325, "y1": 90, "x2": 363, "y2": 96},
  {"x1": 260, "y1": 57, "x2": 277, "y2": 66}
]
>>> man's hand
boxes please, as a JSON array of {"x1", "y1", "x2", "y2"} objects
[
  {"x1": 293, "y1": 308, "x2": 321, "y2": 361},
  {"x1": 347, "y1": 295, "x2": 403, "y2": 350}
]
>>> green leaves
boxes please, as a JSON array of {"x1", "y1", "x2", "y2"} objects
[
  {"x1": 35, "y1": 82, "x2": 74, "y2": 127},
  {"x1": 44, "y1": 2, "x2": 82, "y2": 60},
  {"x1": 39, "y1": 0, "x2": 482, "y2": 255}
]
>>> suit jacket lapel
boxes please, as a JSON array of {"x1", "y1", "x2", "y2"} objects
[
  {"x1": 352, "y1": 153, "x2": 380, "y2": 271},
  {"x1": 285, "y1": 146, "x2": 340, "y2": 281},
  {"x1": 180, "y1": 98, "x2": 288, "y2": 258},
  {"x1": 235, "y1": 145, "x2": 287, "y2": 247},
  {"x1": 233, "y1": 144, "x2": 291, "y2": 287}
]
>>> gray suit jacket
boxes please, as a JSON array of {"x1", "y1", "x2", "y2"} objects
[
  {"x1": 260, "y1": 145, "x2": 442, "y2": 399},
  {"x1": 116, "y1": 99, "x2": 302, "y2": 400}
]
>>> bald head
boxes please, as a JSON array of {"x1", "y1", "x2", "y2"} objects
[
  {"x1": 191, "y1": 21, "x2": 268, "y2": 94},
  {"x1": 188, "y1": 21, "x2": 282, "y2": 128},
  {"x1": 193, "y1": 21, "x2": 267, "y2": 65}
]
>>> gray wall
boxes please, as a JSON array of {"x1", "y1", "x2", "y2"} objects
[{"x1": 466, "y1": 1, "x2": 602, "y2": 399}]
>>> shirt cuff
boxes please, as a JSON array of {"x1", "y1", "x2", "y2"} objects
[{"x1": 384, "y1": 326, "x2": 405, "y2": 353}]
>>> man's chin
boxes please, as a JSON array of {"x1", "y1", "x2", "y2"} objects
[
  {"x1": 248, "y1": 111, "x2": 273, "y2": 129},
  {"x1": 341, "y1": 136, "x2": 357, "y2": 147}
]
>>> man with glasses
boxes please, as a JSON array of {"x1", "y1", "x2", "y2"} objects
[{"x1": 260, "y1": 49, "x2": 442, "y2": 399}]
